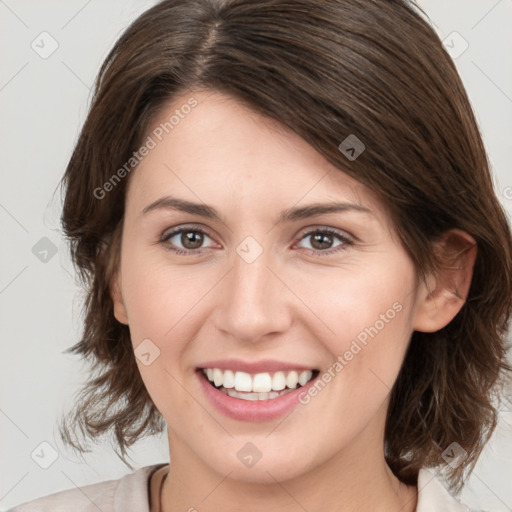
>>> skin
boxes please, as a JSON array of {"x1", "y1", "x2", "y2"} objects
[{"x1": 110, "y1": 90, "x2": 476, "y2": 512}]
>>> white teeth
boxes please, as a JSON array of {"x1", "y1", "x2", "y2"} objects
[
  {"x1": 252, "y1": 373, "x2": 272, "y2": 392},
  {"x1": 272, "y1": 371, "x2": 286, "y2": 391},
  {"x1": 224, "y1": 387, "x2": 295, "y2": 401},
  {"x1": 213, "y1": 368, "x2": 223, "y2": 387},
  {"x1": 222, "y1": 369, "x2": 235, "y2": 388},
  {"x1": 234, "y1": 371, "x2": 253, "y2": 392},
  {"x1": 202, "y1": 367, "x2": 316, "y2": 394},
  {"x1": 299, "y1": 370, "x2": 313, "y2": 386},
  {"x1": 286, "y1": 370, "x2": 299, "y2": 389}
]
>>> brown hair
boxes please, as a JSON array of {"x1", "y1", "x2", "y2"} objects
[{"x1": 57, "y1": 0, "x2": 512, "y2": 493}]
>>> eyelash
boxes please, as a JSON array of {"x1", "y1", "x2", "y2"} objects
[{"x1": 159, "y1": 225, "x2": 354, "y2": 257}]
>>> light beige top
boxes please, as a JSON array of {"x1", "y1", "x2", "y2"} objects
[{"x1": 8, "y1": 464, "x2": 479, "y2": 511}]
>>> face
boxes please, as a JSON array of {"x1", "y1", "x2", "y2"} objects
[{"x1": 111, "y1": 89, "x2": 428, "y2": 483}]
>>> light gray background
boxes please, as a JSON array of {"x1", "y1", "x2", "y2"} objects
[{"x1": 1, "y1": 0, "x2": 511, "y2": 510}]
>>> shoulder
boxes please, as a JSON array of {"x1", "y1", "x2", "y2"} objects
[
  {"x1": 416, "y1": 468, "x2": 485, "y2": 512},
  {"x1": 7, "y1": 464, "x2": 167, "y2": 512}
]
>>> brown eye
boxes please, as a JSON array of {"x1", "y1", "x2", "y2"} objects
[
  {"x1": 180, "y1": 230, "x2": 204, "y2": 249},
  {"x1": 161, "y1": 227, "x2": 215, "y2": 255},
  {"x1": 297, "y1": 228, "x2": 353, "y2": 255},
  {"x1": 310, "y1": 232, "x2": 335, "y2": 250}
]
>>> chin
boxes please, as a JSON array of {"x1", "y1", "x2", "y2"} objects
[
  {"x1": 198, "y1": 436, "x2": 320, "y2": 485},
  {"x1": 221, "y1": 458, "x2": 310, "y2": 485}
]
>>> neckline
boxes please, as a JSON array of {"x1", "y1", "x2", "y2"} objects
[
  {"x1": 149, "y1": 464, "x2": 170, "y2": 512},
  {"x1": 145, "y1": 465, "x2": 467, "y2": 512}
]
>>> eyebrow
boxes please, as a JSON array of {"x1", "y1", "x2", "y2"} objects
[{"x1": 141, "y1": 195, "x2": 373, "y2": 223}]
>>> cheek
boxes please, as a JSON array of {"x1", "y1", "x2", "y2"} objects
[
  {"x1": 298, "y1": 256, "x2": 416, "y2": 387},
  {"x1": 118, "y1": 245, "x2": 217, "y2": 410},
  {"x1": 119, "y1": 245, "x2": 207, "y2": 346},
  {"x1": 287, "y1": 259, "x2": 416, "y2": 450},
  {"x1": 119, "y1": 252, "x2": 202, "y2": 416}
]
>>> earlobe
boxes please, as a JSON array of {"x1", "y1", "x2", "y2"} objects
[
  {"x1": 413, "y1": 229, "x2": 477, "y2": 333},
  {"x1": 110, "y1": 271, "x2": 129, "y2": 325}
]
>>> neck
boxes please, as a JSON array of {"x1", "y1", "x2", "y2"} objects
[{"x1": 158, "y1": 431, "x2": 417, "y2": 512}]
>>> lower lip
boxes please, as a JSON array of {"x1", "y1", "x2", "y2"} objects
[{"x1": 196, "y1": 370, "x2": 318, "y2": 422}]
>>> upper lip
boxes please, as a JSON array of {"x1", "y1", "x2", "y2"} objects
[{"x1": 198, "y1": 359, "x2": 318, "y2": 373}]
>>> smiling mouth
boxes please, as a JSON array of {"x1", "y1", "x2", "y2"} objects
[{"x1": 199, "y1": 367, "x2": 320, "y2": 401}]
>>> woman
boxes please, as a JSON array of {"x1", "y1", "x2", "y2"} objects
[{"x1": 10, "y1": 0, "x2": 511, "y2": 511}]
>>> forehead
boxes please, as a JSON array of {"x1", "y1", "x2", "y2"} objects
[{"x1": 125, "y1": 90, "x2": 389, "y2": 225}]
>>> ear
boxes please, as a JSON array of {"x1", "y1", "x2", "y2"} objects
[
  {"x1": 413, "y1": 229, "x2": 477, "y2": 333},
  {"x1": 110, "y1": 270, "x2": 129, "y2": 325}
]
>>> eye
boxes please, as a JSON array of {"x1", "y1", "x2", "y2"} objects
[
  {"x1": 295, "y1": 228, "x2": 353, "y2": 255},
  {"x1": 160, "y1": 226, "x2": 216, "y2": 255},
  {"x1": 159, "y1": 225, "x2": 353, "y2": 257}
]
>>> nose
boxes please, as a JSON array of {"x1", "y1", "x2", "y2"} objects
[{"x1": 213, "y1": 244, "x2": 292, "y2": 344}]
